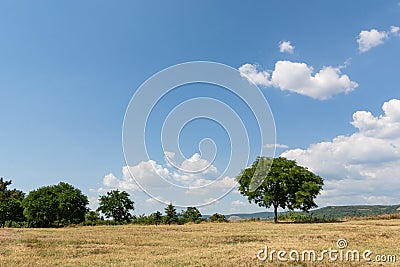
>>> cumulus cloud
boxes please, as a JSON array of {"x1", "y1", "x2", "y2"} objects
[
  {"x1": 281, "y1": 99, "x2": 400, "y2": 206},
  {"x1": 357, "y1": 26, "x2": 399, "y2": 52},
  {"x1": 239, "y1": 61, "x2": 358, "y2": 100},
  {"x1": 279, "y1": 40, "x2": 295, "y2": 54},
  {"x1": 357, "y1": 29, "x2": 388, "y2": 52},
  {"x1": 98, "y1": 154, "x2": 239, "y2": 208},
  {"x1": 180, "y1": 153, "x2": 217, "y2": 174},
  {"x1": 101, "y1": 153, "x2": 236, "y2": 194}
]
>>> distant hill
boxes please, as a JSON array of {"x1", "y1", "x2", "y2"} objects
[
  {"x1": 226, "y1": 211, "x2": 275, "y2": 219},
  {"x1": 203, "y1": 204, "x2": 400, "y2": 220},
  {"x1": 307, "y1": 204, "x2": 400, "y2": 219}
]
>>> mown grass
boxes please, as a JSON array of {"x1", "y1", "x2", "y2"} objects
[{"x1": 1, "y1": 219, "x2": 399, "y2": 266}]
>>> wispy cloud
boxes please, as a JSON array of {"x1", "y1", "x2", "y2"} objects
[{"x1": 264, "y1": 143, "x2": 289, "y2": 149}]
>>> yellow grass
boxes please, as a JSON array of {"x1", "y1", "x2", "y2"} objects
[{"x1": 1, "y1": 219, "x2": 400, "y2": 266}]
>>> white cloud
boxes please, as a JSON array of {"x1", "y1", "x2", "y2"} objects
[
  {"x1": 181, "y1": 153, "x2": 217, "y2": 174},
  {"x1": 279, "y1": 41, "x2": 295, "y2": 54},
  {"x1": 164, "y1": 151, "x2": 175, "y2": 167},
  {"x1": 239, "y1": 61, "x2": 358, "y2": 100},
  {"x1": 145, "y1": 197, "x2": 157, "y2": 204},
  {"x1": 271, "y1": 61, "x2": 358, "y2": 99},
  {"x1": 281, "y1": 99, "x2": 400, "y2": 206},
  {"x1": 264, "y1": 143, "x2": 289, "y2": 149},
  {"x1": 99, "y1": 153, "x2": 237, "y2": 207},
  {"x1": 125, "y1": 161, "x2": 171, "y2": 188},
  {"x1": 145, "y1": 196, "x2": 165, "y2": 204},
  {"x1": 391, "y1": 26, "x2": 400, "y2": 34},
  {"x1": 103, "y1": 173, "x2": 119, "y2": 187},
  {"x1": 239, "y1": 64, "x2": 272, "y2": 87},
  {"x1": 357, "y1": 26, "x2": 399, "y2": 52},
  {"x1": 357, "y1": 29, "x2": 387, "y2": 52},
  {"x1": 231, "y1": 200, "x2": 248, "y2": 206}
]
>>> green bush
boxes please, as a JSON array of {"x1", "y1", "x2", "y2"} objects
[{"x1": 209, "y1": 213, "x2": 227, "y2": 222}]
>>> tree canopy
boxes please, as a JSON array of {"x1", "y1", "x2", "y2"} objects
[
  {"x1": 150, "y1": 211, "x2": 163, "y2": 225},
  {"x1": 209, "y1": 213, "x2": 227, "y2": 222},
  {"x1": 236, "y1": 157, "x2": 324, "y2": 223},
  {"x1": 97, "y1": 190, "x2": 134, "y2": 224},
  {"x1": 182, "y1": 207, "x2": 202, "y2": 223},
  {"x1": 164, "y1": 203, "x2": 178, "y2": 225},
  {"x1": 0, "y1": 178, "x2": 25, "y2": 227},
  {"x1": 23, "y1": 182, "x2": 88, "y2": 227}
]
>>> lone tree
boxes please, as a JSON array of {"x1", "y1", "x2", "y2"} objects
[
  {"x1": 0, "y1": 178, "x2": 25, "y2": 227},
  {"x1": 164, "y1": 203, "x2": 178, "y2": 225},
  {"x1": 236, "y1": 157, "x2": 323, "y2": 223},
  {"x1": 97, "y1": 190, "x2": 134, "y2": 224}
]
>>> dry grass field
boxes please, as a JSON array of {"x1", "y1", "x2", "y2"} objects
[{"x1": 1, "y1": 219, "x2": 400, "y2": 266}]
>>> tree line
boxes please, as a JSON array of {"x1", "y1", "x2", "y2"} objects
[
  {"x1": 1, "y1": 157, "x2": 324, "y2": 227},
  {"x1": 0, "y1": 178, "x2": 228, "y2": 227}
]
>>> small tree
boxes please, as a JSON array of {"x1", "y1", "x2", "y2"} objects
[
  {"x1": 164, "y1": 203, "x2": 178, "y2": 225},
  {"x1": 237, "y1": 157, "x2": 324, "y2": 223},
  {"x1": 151, "y1": 211, "x2": 163, "y2": 225},
  {"x1": 182, "y1": 207, "x2": 202, "y2": 223},
  {"x1": 97, "y1": 190, "x2": 134, "y2": 224}
]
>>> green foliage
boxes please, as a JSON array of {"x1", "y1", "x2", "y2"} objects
[
  {"x1": 164, "y1": 203, "x2": 178, "y2": 225},
  {"x1": 85, "y1": 210, "x2": 101, "y2": 222},
  {"x1": 23, "y1": 186, "x2": 58, "y2": 227},
  {"x1": 54, "y1": 182, "x2": 89, "y2": 225},
  {"x1": 0, "y1": 178, "x2": 25, "y2": 227},
  {"x1": 209, "y1": 213, "x2": 227, "y2": 222},
  {"x1": 151, "y1": 211, "x2": 163, "y2": 225},
  {"x1": 278, "y1": 211, "x2": 338, "y2": 223},
  {"x1": 140, "y1": 213, "x2": 161, "y2": 225},
  {"x1": 81, "y1": 210, "x2": 104, "y2": 226},
  {"x1": 236, "y1": 157, "x2": 324, "y2": 223},
  {"x1": 310, "y1": 205, "x2": 400, "y2": 219},
  {"x1": 130, "y1": 211, "x2": 164, "y2": 225},
  {"x1": 23, "y1": 182, "x2": 89, "y2": 227},
  {"x1": 182, "y1": 207, "x2": 202, "y2": 223},
  {"x1": 97, "y1": 190, "x2": 134, "y2": 224}
]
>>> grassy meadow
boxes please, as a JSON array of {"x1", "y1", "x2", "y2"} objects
[{"x1": 1, "y1": 219, "x2": 400, "y2": 266}]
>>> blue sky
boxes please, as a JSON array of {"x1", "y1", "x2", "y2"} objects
[{"x1": 1, "y1": 1, "x2": 399, "y2": 215}]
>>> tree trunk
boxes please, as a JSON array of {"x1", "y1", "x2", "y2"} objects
[{"x1": 273, "y1": 205, "x2": 278, "y2": 223}]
